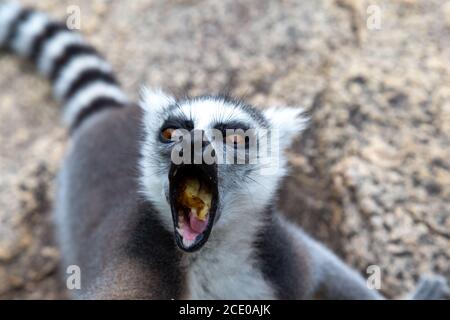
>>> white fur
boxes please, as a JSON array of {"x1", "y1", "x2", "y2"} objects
[
  {"x1": 179, "y1": 99, "x2": 254, "y2": 131},
  {"x1": 0, "y1": 2, "x2": 21, "y2": 45},
  {"x1": 54, "y1": 54, "x2": 112, "y2": 100},
  {"x1": 185, "y1": 205, "x2": 276, "y2": 299},
  {"x1": 11, "y1": 11, "x2": 49, "y2": 57},
  {"x1": 264, "y1": 106, "x2": 308, "y2": 149},
  {"x1": 140, "y1": 86, "x2": 175, "y2": 113},
  {"x1": 38, "y1": 30, "x2": 84, "y2": 76},
  {"x1": 63, "y1": 81, "x2": 128, "y2": 126}
]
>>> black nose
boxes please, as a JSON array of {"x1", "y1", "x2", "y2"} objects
[
  {"x1": 190, "y1": 129, "x2": 214, "y2": 165},
  {"x1": 176, "y1": 129, "x2": 215, "y2": 165}
]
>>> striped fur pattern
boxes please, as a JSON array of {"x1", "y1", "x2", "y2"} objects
[{"x1": 0, "y1": 1, "x2": 128, "y2": 129}]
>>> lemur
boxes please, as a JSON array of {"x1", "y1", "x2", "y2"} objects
[{"x1": 1, "y1": 1, "x2": 448, "y2": 300}]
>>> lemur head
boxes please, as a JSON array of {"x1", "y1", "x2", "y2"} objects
[{"x1": 139, "y1": 87, "x2": 307, "y2": 252}]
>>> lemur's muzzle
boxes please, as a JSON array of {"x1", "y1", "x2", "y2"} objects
[{"x1": 168, "y1": 130, "x2": 219, "y2": 252}]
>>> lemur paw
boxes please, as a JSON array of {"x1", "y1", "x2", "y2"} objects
[{"x1": 410, "y1": 275, "x2": 450, "y2": 300}]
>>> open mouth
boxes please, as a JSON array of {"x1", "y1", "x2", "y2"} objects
[{"x1": 169, "y1": 164, "x2": 218, "y2": 252}]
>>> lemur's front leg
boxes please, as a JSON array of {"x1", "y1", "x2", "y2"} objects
[
  {"x1": 282, "y1": 217, "x2": 449, "y2": 300},
  {"x1": 298, "y1": 229, "x2": 384, "y2": 299}
]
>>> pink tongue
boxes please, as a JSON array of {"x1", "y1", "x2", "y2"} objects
[
  {"x1": 190, "y1": 212, "x2": 208, "y2": 233},
  {"x1": 181, "y1": 210, "x2": 209, "y2": 242}
]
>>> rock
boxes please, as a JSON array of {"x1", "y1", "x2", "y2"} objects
[{"x1": 1, "y1": 0, "x2": 448, "y2": 299}]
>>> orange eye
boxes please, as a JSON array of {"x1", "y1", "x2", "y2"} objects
[
  {"x1": 226, "y1": 133, "x2": 245, "y2": 146},
  {"x1": 161, "y1": 128, "x2": 175, "y2": 141}
]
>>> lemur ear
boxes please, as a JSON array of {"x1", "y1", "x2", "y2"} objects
[
  {"x1": 139, "y1": 86, "x2": 175, "y2": 114},
  {"x1": 263, "y1": 106, "x2": 309, "y2": 149}
]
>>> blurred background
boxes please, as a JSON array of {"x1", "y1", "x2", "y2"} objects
[{"x1": 0, "y1": 0, "x2": 449, "y2": 299}]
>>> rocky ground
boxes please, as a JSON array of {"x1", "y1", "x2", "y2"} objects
[{"x1": 0, "y1": 0, "x2": 449, "y2": 299}]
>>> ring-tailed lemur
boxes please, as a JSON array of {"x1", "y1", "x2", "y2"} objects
[{"x1": 1, "y1": 1, "x2": 448, "y2": 300}]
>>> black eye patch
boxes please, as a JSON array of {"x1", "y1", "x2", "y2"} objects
[
  {"x1": 213, "y1": 121, "x2": 250, "y2": 134},
  {"x1": 159, "y1": 117, "x2": 194, "y2": 142},
  {"x1": 160, "y1": 117, "x2": 194, "y2": 131},
  {"x1": 214, "y1": 121, "x2": 254, "y2": 150}
]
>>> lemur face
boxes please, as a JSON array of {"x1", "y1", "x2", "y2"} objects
[{"x1": 139, "y1": 88, "x2": 307, "y2": 252}]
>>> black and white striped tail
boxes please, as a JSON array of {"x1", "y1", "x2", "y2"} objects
[{"x1": 0, "y1": 1, "x2": 128, "y2": 129}]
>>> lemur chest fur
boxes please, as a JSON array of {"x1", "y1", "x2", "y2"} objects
[{"x1": 183, "y1": 236, "x2": 276, "y2": 299}]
